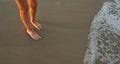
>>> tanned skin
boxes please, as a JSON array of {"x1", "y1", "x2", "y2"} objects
[{"x1": 16, "y1": 0, "x2": 42, "y2": 40}]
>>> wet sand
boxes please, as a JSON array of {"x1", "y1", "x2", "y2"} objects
[{"x1": 0, "y1": 0, "x2": 104, "y2": 64}]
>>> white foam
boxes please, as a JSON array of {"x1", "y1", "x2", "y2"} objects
[{"x1": 84, "y1": 0, "x2": 120, "y2": 64}]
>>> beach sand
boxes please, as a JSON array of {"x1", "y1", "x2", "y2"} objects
[{"x1": 0, "y1": 0, "x2": 104, "y2": 64}]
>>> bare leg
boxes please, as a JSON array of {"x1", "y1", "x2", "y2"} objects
[
  {"x1": 16, "y1": 0, "x2": 41, "y2": 40},
  {"x1": 28, "y1": 0, "x2": 42, "y2": 30}
]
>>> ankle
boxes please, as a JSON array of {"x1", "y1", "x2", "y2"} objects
[
  {"x1": 31, "y1": 20, "x2": 36, "y2": 24},
  {"x1": 26, "y1": 28, "x2": 33, "y2": 32},
  {"x1": 30, "y1": 18, "x2": 35, "y2": 22}
]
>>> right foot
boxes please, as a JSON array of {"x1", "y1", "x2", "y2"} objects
[
  {"x1": 27, "y1": 29, "x2": 41, "y2": 40},
  {"x1": 31, "y1": 21, "x2": 42, "y2": 30}
]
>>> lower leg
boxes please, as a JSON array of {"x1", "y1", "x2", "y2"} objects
[
  {"x1": 16, "y1": 0, "x2": 31, "y2": 31},
  {"x1": 16, "y1": 0, "x2": 41, "y2": 40},
  {"x1": 28, "y1": 0, "x2": 42, "y2": 30}
]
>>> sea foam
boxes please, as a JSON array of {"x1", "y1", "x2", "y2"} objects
[{"x1": 84, "y1": 0, "x2": 120, "y2": 64}]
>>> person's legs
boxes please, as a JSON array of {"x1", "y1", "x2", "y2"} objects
[
  {"x1": 28, "y1": 0, "x2": 42, "y2": 30},
  {"x1": 16, "y1": 0, "x2": 41, "y2": 40},
  {"x1": 15, "y1": 0, "x2": 30, "y2": 30}
]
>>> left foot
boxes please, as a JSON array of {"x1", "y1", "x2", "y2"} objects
[
  {"x1": 31, "y1": 21, "x2": 42, "y2": 30},
  {"x1": 27, "y1": 29, "x2": 41, "y2": 40}
]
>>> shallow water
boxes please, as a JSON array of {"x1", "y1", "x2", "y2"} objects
[{"x1": 84, "y1": 0, "x2": 120, "y2": 64}]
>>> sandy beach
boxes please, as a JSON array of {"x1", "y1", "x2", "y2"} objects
[{"x1": 0, "y1": 0, "x2": 104, "y2": 64}]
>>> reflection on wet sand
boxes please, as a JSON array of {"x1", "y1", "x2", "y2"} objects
[{"x1": 0, "y1": 0, "x2": 104, "y2": 64}]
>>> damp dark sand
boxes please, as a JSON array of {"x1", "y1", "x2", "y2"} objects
[{"x1": 0, "y1": 0, "x2": 104, "y2": 64}]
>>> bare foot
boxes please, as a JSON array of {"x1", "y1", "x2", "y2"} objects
[
  {"x1": 27, "y1": 29, "x2": 41, "y2": 40},
  {"x1": 31, "y1": 21, "x2": 42, "y2": 30}
]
